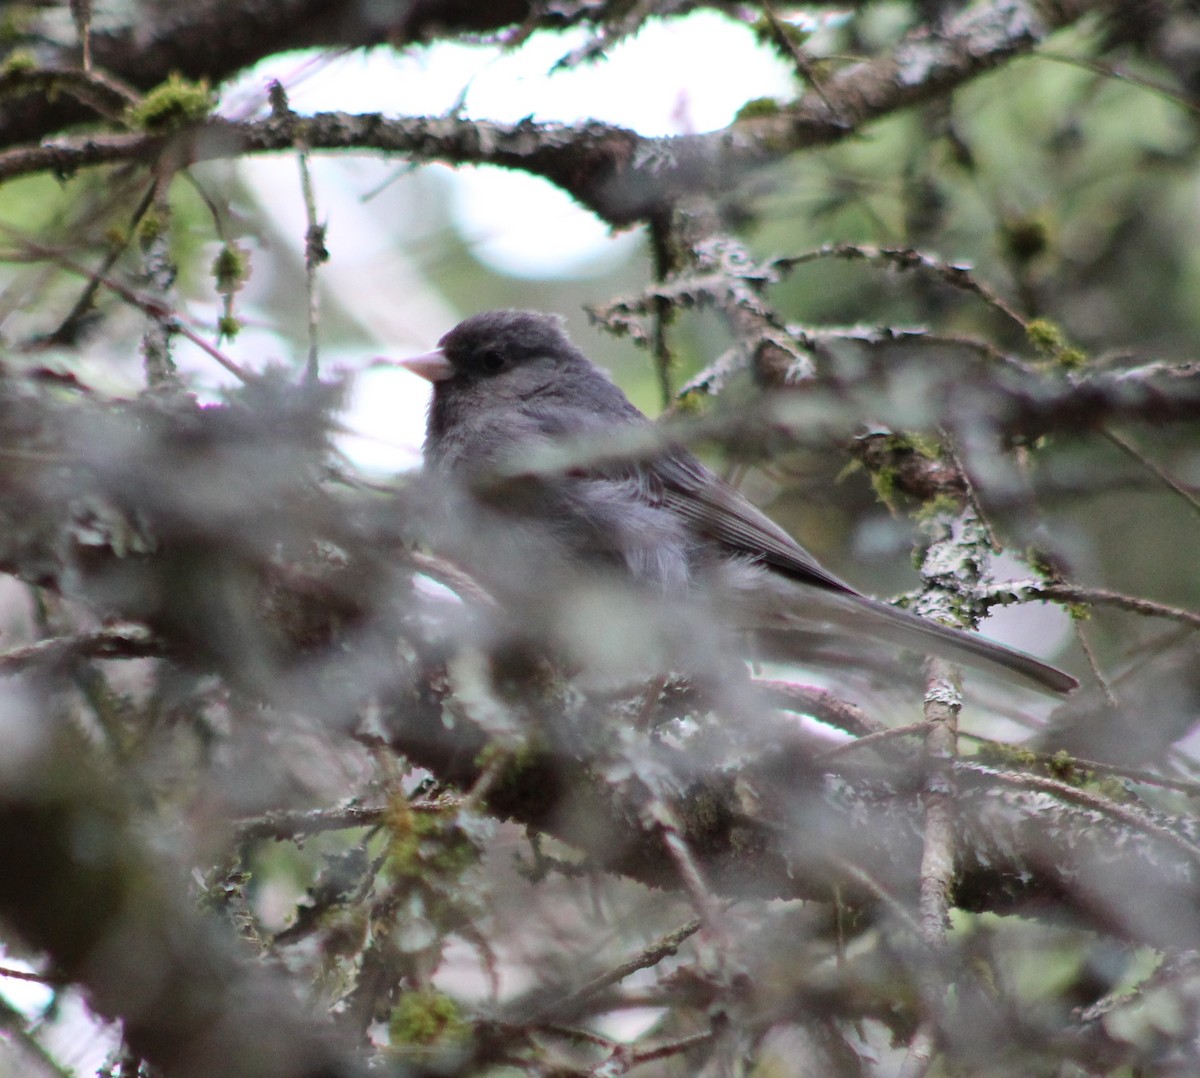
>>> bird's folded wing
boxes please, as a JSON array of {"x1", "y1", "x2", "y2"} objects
[{"x1": 649, "y1": 453, "x2": 860, "y2": 596}]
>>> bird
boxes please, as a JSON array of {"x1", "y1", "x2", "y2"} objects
[{"x1": 400, "y1": 309, "x2": 1078, "y2": 697}]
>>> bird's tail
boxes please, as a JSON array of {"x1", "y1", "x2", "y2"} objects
[{"x1": 736, "y1": 577, "x2": 1078, "y2": 696}]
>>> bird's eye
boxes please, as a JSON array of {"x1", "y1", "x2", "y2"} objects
[{"x1": 479, "y1": 349, "x2": 505, "y2": 373}]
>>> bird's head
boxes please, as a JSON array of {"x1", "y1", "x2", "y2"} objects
[{"x1": 401, "y1": 309, "x2": 582, "y2": 389}]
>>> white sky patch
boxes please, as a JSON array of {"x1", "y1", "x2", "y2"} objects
[
  {"x1": 223, "y1": 11, "x2": 797, "y2": 278},
  {"x1": 228, "y1": 13, "x2": 797, "y2": 134}
]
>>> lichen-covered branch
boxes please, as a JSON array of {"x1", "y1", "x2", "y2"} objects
[{"x1": 0, "y1": 1, "x2": 1123, "y2": 226}]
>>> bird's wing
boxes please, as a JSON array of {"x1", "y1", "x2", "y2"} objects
[{"x1": 645, "y1": 451, "x2": 861, "y2": 597}]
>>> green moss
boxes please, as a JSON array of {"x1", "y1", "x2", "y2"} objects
[
  {"x1": 1046, "y1": 749, "x2": 1079, "y2": 782},
  {"x1": 977, "y1": 745, "x2": 1129, "y2": 802},
  {"x1": 867, "y1": 431, "x2": 943, "y2": 462},
  {"x1": 1027, "y1": 319, "x2": 1088, "y2": 369},
  {"x1": 217, "y1": 315, "x2": 241, "y2": 340},
  {"x1": 126, "y1": 73, "x2": 215, "y2": 131},
  {"x1": 735, "y1": 96, "x2": 782, "y2": 122},
  {"x1": 868, "y1": 466, "x2": 897, "y2": 505},
  {"x1": 751, "y1": 14, "x2": 810, "y2": 48},
  {"x1": 136, "y1": 208, "x2": 166, "y2": 252},
  {"x1": 211, "y1": 242, "x2": 250, "y2": 295},
  {"x1": 978, "y1": 741, "x2": 1064, "y2": 776},
  {"x1": 384, "y1": 802, "x2": 478, "y2": 880},
  {"x1": 860, "y1": 432, "x2": 947, "y2": 513},
  {"x1": 910, "y1": 492, "x2": 963, "y2": 523},
  {"x1": 1026, "y1": 318, "x2": 1064, "y2": 353},
  {"x1": 389, "y1": 989, "x2": 468, "y2": 1047},
  {"x1": 672, "y1": 387, "x2": 707, "y2": 413},
  {"x1": 0, "y1": 48, "x2": 36, "y2": 76},
  {"x1": 899, "y1": 432, "x2": 942, "y2": 460}
]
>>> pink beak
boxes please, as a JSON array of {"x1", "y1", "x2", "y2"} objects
[{"x1": 397, "y1": 348, "x2": 454, "y2": 383}]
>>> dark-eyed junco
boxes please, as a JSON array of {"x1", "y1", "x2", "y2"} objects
[{"x1": 401, "y1": 309, "x2": 1078, "y2": 696}]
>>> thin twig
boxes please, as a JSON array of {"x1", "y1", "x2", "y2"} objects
[
  {"x1": 0, "y1": 965, "x2": 63, "y2": 985},
  {"x1": 0, "y1": 1000, "x2": 74, "y2": 1078},
  {"x1": 760, "y1": 2, "x2": 836, "y2": 112},
  {"x1": 961, "y1": 733, "x2": 1200, "y2": 797},
  {"x1": 829, "y1": 857, "x2": 923, "y2": 936},
  {"x1": 980, "y1": 581, "x2": 1200, "y2": 632},
  {"x1": 47, "y1": 180, "x2": 158, "y2": 346},
  {"x1": 70, "y1": 0, "x2": 93, "y2": 71},
  {"x1": 1104, "y1": 427, "x2": 1200, "y2": 519},
  {"x1": 297, "y1": 149, "x2": 326, "y2": 384},
  {"x1": 234, "y1": 801, "x2": 451, "y2": 843},
  {"x1": 817, "y1": 722, "x2": 926, "y2": 762},
  {"x1": 630, "y1": 1028, "x2": 715, "y2": 1064},
  {"x1": 557, "y1": 919, "x2": 702, "y2": 1012},
  {"x1": 0, "y1": 625, "x2": 161, "y2": 675},
  {"x1": 3, "y1": 233, "x2": 256, "y2": 382},
  {"x1": 756, "y1": 680, "x2": 884, "y2": 738},
  {"x1": 1038, "y1": 51, "x2": 1200, "y2": 116},
  {"x1": 1073, "y1": 621, "x2": 1118, "y2": 707},
  {"x1": 0, "y1": 65, "x2": 136, "y2": 120},
  {"x1": 645, "y1": 800, "x2": 727, "y2": 957},
  {"x1": 974, "y1": 765, "x2": 1200, "y2": 867},
  {"x1": 775, "y1": 244, "x2": 1028, "y2": 330}
]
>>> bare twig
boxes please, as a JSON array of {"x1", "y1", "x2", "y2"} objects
[
  {"x1": 234, "y1": 802, "x2": 391, "y2": 843},
  {"x1": 775, "y1": 244, "x2": 1028, "y2": 330},
  {"x1": 980, "y1": 581, "x2": 1200, "y2": 632},
  {"x1": 817, "y1": 722, "x2": 926, "y2": 762},
  {"x1": 759, "y1": 2, "x2": 837, "y2": 113},
  {"x1": 757, "y1": 681, "x2": 884, "y2": 738},
  {"x1": 0, "y1": 2, "x2": 1101, "y2": 224},
  {"x1": 646, "y1": 801, "x2": 728, "y2": 958},
  {"x1": 1104, "y1": 427, "x2": 1200, "y2": 519},
  {"x1": 297, "y1": 148, "x2": 326, "y2": 384},
  {"x1": 0, "y1": 625, "x2": 161, "y2": 674},
  {"x1": 975, "y1": 765, "x2": 1200, "y2": 867},
  {"x1": 70, "y1": 0, "x2": 93, "y2": 72},
  {"x1": 556, "y1": 919, "x2": 702, "y2": 1013},
  {"x1": 629, "y1": 1028, "x2": 715, "y2": 1065},
  {"x1": 3, "y1": 233, "x2": 255, "y2": 382},
  {"x1": 962, "y1": 733, "x2": 1200, "y2": 798},
  {"x1": 0, "y1": 965, "x2": 63, "y2": 985}
]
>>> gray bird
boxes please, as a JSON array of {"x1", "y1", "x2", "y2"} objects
[{"x1": 401, "y1": 309, "x2": 1078, "y2": 696}]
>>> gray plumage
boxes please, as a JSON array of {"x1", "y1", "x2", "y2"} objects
[{"x1": 411, "y1": 309, "x2": 1078, "y2": 696}]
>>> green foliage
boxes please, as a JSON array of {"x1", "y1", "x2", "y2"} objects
[{"x1": 0, "y1": 5, "x2": 35, "y2": 44}]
